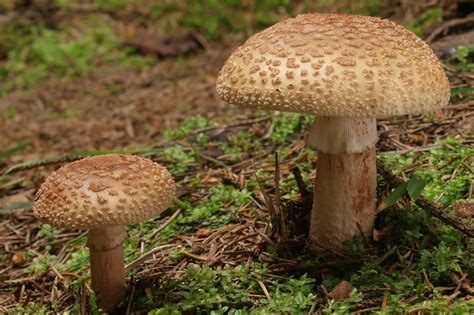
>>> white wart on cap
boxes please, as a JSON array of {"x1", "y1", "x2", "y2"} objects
[
  {"x1": 33, "y1": 154, "x2": 175, "y2": 229},
  {"x1": 216, "y1": 13, "x2": 450, "y2": 117}
]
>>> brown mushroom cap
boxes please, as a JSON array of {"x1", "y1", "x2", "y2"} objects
[
  {"x1": 216, "y1": 13, "x2": 450, "y2": 117},
  {"x1": 33, "y1": 154, "x2": 175, "y2": 229}
]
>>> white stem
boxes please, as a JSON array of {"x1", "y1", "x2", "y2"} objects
[
  {"x1": 306, "y1": 117, "x2": 377, "y2": 251},
  {"x1": 307, "y1": 116, "x2": 378, "y2": 154}
]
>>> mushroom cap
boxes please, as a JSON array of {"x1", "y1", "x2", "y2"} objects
[
  {"x1": 33, "y1": 154, "x2": 175, "y2": 229},
  {"x1": 216, "y1": 13, "x2": 450, "y2": 118}
]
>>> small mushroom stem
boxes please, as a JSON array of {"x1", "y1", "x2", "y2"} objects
[
  {"x1": 306, "y1": 116, "x2": 377, "y2": 251},
  {"x1": 87, "y1": 226, "x2": 126, "y2": 311}
]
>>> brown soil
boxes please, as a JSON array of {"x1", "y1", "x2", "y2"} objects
[{"x1": 0, "y1": 42, "x2": 244, "y2": 161}]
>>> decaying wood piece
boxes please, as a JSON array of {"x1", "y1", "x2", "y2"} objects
[{"x1": 124, "y1": 30, "x2": 204, "y2": 58}]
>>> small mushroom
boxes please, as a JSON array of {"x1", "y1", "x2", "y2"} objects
[
  {"x1": 216, "y1": 13, "x2": 450, "y2": 251},
  {"x1": 33, "y1": 154, "x2": 175, "y2": 311}
]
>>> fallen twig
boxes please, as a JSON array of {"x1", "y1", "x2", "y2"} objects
[
  {"x1": 257, "y1": 279, "x2": 271, "y2": 300},
  {"x1": 190, "y1": 116, "x2": 271, "y2": 135},
  {"x1": 125, "y1": 244, "x2": 176, "y2": 272},
  {"x1": 376, "y1": 160, "x2": 474, "y2": 238},
  {"x1": 425, "y1": 15, "x2": 474, "y2": 43},
  {"x1": 148, "y1": 209, "x2": 182, "y2": 239},
  {"x1": 292, "y1": 167, "x2": 310, "y2": 198}
]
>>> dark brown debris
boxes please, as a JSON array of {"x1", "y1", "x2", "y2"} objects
[
  {"x1": 328, "y1": 280, "x2": 353, "y2": 300},
  {"x1": 454, "y1": 202, "x2": 474, "y2": 218},
  {"x1": 124, "y1": 30, "x2": 205, "y2": 58},
  {"x1": 431, "y1": 30, "x2": 474, "y2": 58},
  {"x1": 425, "y1": 15, "x2": 474, "y2": 43}
]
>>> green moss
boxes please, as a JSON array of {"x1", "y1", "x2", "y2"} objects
[
  {"x1": 451, "y1": 45, "x2": 474, "y2": 73},
  {"x1": 405, "y1": 8, "x2": 443, "y2": 36},
  {"x1": 148, "y1": 263, "x2": 316, "y2": 314},
  {"x1": 0, "y1": 22, "x2": 153, "y2": 94}
]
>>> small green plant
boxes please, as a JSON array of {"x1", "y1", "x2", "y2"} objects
[
  {"x1": 164, "y1": 116, "x2": 211, "y2": 140},
  {"x1": 382, "y1": 137, "x2": 473, "y2": 206},
  {"x1": 148, "y1": 263, "x2": 316, "y2": 313},
  {"x1": 324, "y1": 289, "x2": 363, "y2": 314},
  {"x1": 269, "y1": 113, "x2": 313, "y2": 144},
  {"x1": 342, "y1": 0, "x2": 381, "y2": 16},
  {"x1": 420, "y1": 242, "x2": 463, "y2": 281},
  {"x1": 377, "y1": 173, "x2": 427, "y2": 212},
  {"x1": 96, "y1": 0, "x2": 128, "y2": 10},
  {"x1": 26, "y1": 252, "x2": 61, "y2": 274},
  {"x1": 64, "y1": 248, "x2": 90, "y2": 273},
  {"x1": 451, "y1": 86, "x2": 474, "y2": 101},
  {"x1": 88, "y1": 290, "x2": 102, "y2": 315},
  {"x1": 0, "y1": 139, "x2": 31, "y2": 158},
  {"x1": 158, "y1": 184, "x2": 251, "y2": 240},
  {"x1": 4, "y1": 107, "x2": 17, "y2": 120},
  {"x1": 0, "y1": 22, "x2": 152, "y2": 94},
  {"x1": 160, "y1": 145, "x2": 196, "y2": 175},
  {"x1": 451, "y1": 45, "x2": 474, "y2": 73},
  {"x1": 149, "y1": 0, "x2": 292, "y2": 39},
  {"x1": 37, "y1": 224, "x2": 60, "y2": 243},
  {"x1": 405, "y1": 8, "x2": 443, "y2": 36},
  {"x1": 220, "y1": 131, "x2": 261, "y2": 162}
]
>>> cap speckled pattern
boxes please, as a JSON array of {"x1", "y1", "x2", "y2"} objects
[
  {"x1": 33, "y1": 154, "x2": 175, "y2": 229},
  {"x1": 216, "y1": 13, "x2": 450, "y2": 117}
]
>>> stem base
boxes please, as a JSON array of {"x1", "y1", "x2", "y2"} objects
[
  {"x1": 309, "y1": 148, "x2": 376, "y2": 251},
  {"x1": 87, "y1": 226, "x2": 126, "y2": 311}
]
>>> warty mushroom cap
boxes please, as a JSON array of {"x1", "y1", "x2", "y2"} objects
[
  {"x1": 216, "y1": 13, "x2": 450, "y2": 118},
  {"x1": 33, "y1": 154, "x2": 175, "y2": 229}
]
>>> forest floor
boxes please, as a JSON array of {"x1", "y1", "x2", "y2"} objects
[{"x1": 0, "y1": 1, "x2": 473, "y2": 314}]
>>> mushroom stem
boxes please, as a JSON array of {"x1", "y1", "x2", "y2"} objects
[
  {"x1": 87, "y1": 226, "x2": 126, "y2": 311},
  {"x1": 306, "y1": 116, "x2": 377, "y2": 251}
]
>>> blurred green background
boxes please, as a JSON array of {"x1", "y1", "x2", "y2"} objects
[{"x1": 1, "y1": 0, "x2": 471, "y2": 95}]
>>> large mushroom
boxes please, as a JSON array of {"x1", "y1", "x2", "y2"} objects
[
  {"x1": 216, "y1": 13, "x2": 449, "y2": 251},
  {"x1": 33, "y1": 154, "x2": 175, "y2": 311}
]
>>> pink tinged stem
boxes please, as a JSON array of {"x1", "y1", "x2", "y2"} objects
[
  {"x1": 306, "y1": 116, "x2": 378, "y2": 251},
  {"x1": 87, "y1": 226, "x2": 126, "y2": 311},
  {"x1": 309, "y1": 148, "x2": 376, "y2": 249}
]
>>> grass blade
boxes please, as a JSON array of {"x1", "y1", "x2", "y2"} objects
[
  {"x1": 407, "y1": 174, "x2": 427, "y2": 202},
  {"x1": 0, "y1": 201, "x2": 33, "y2": 212},
  {"x1": 0, "y1": 139, "x2": 31, "y2": 158},
  {"x1": 377, "y1": 181, "x2": 409, "y2": 212}
]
